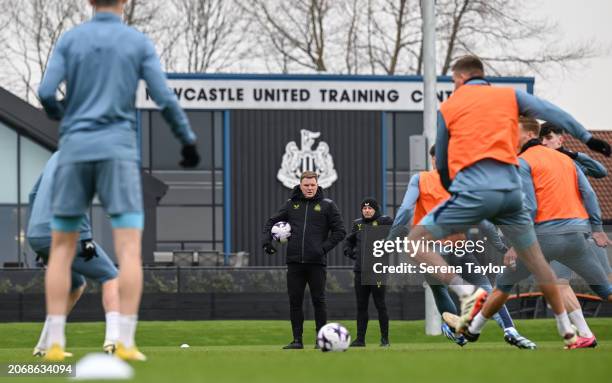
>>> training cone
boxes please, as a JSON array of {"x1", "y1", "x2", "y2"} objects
[{"x1": 73, "y1": 353, "x2": 134, "y2": 380}]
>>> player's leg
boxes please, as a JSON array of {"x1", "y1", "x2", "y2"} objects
[
  {"x1": 351, "y1": 272, "x2": 369, "y2": 346},
  {"x1": 488, "y1": 193, "x2": 572, "y2": 344},
  {"x1": 285, "y1": 264, "x2": 307, "y2": 349},
  {"x1": 94, "y1": 159, "x2": 146, "y2": 360},
  {"x1": 44, "y1": 162, "x2": 94, "y2": 360},
  {"x1": 307, "y1": 264, "x2": 327, "y2": 348},
  {"x1": 588, "y1": 237, "x2": 612, "y2": 283},
  {"x1": 455, "y1": 253, "x2": 535, "y2": 349},
  {"x1": 370, "y1": 283, "x2": 390, "y2": 347},
  {"x1": 71, "y1": 241, "x2": 120, "y2": 353}
]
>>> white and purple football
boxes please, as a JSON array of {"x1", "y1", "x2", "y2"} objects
[
  {"x1": 271, "y1": 221, "x2": 291, "y2": 242},
  {"x1": 317, "y1": 323, "x2": 351, "y2": 352}
]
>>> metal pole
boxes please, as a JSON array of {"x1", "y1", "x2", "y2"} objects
[
  {"x1": 421, "y1": 0, "x2": 442, "y2": 336},
  {"x1": 422, "y1": 0, "x2": 437, "y2": 159}
]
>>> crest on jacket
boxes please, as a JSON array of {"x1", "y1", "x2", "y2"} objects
[{"x1": 277, "y1": 129, "x2": 338, "y2": 189}]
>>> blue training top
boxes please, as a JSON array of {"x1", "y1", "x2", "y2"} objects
[
  {"x1": 38, "y1": 12, "x2": 196, "y2": 166},
  {"x1": 27, "y1": 152, "x2": 92, "y2": 241}
]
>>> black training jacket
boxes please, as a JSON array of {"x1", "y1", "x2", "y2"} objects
[
  {"x1": 262, "y1": 186, "x2": 346, "y2": 265},
  {"x1": 343, "y1": 214, "x2": 394, "y2": 272}
]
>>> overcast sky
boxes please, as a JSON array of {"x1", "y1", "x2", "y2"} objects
[{"x1": 531, "y1": 0, "x2": 612, "y2": 130}]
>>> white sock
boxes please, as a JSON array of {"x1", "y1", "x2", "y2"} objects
[
  {"x1": 119, "y1": 315, "x2": 138, "y2": 348},
  {"x1": 468, "y1": 312, "x2": 488, "y2": 334},
  {"x1": 554, "y1": 311, "x2": 573, "y2": 338},
  {"x1": 568, "y1": 309, "x2": 593, "y2": 338},
  {"x1": 46, "y1": 315, "x2": 66, "y2": 349},
  {"x1": 448, "y1": 277, "x2": 475, "y2": 298},
  {"x1": 35, "y1": 317, "x2": 50, "y2": 350},
  {"x1": 105, "y1": 311, "x2": 120, "y2": 343}
]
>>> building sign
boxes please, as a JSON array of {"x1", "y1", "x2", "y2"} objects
[
  {"x1": 136, "y1": 78, "x2": 529, "y2": 111},
  {"x1": 277, "y1": 129, "x2": 338, "y2": 189}
]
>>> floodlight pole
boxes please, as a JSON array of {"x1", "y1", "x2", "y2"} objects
[{"x1": 421, "y1": 0, "x2": 442, "y2": 336}]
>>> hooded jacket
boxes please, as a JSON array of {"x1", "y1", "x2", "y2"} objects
[
  {"x1": 262, "y1": 186, "x2": 346, "y2": 265},
  {"x1": 343, "y1": 198, "x2": 393, "y2": 272}
]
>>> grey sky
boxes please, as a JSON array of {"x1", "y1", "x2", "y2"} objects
[{"x1": 532, "y1": 0, "x2": 612, "y2": 130}]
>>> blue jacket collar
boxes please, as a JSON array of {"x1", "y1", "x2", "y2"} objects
[
  {"x1": 93, "y1": 12, "x2": 122, "y2": 23},
  {"x1": 464, "y1": 77, "x2": 490, "y2": 86}
]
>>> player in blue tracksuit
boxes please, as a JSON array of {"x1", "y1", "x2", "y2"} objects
[
  {"x1": 28, "y1": 152, "x2": 119, "y2": 357},
  {"x1": 37, "y1": 0, "x2": 199, "y2": 361},
  {"x1": 390, "y1": 146, "x2": 535, "y2": 349}
]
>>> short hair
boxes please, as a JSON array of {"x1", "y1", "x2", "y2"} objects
[
  {"x1": 451, "y1": 55, "x2": 485, "y2": 77},
  {"x1": 519, "y1": 116, "x2": 540, "y2": 136},
  {"x1": 429, "y1": 145, "x2": 436, "y2": 157},
  {"x1": 539, "y1": 122, "x2": 565, "y2": 138},
  {"x1": 300, "y1": 171, "x2": 318, "y2": 182},
  {"x1": 93, "y1": 0, "x2": 121, "y2": 6}
]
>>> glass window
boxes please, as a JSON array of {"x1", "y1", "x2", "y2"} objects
[
  {"x1": 20, "y1": 136, "x2": 52, "y2": 203},
  {"x1": 0, "y1": 206, "x2": 18, "y2": 266},
  {"x1": 140, "y1": 112, "x2": 150, "y2": 169},
  {"x1": 152, "y1": 170, "x2": 214, "y2": 205},
  {"x1": 151, "y1": 111, "x2": 214, "y2": 170},
  {"x1": 157, "y1": 206, "x2": 213, "y2": 241},
  {"x1": 0, "y1": 123, "x2": 17, "y2": 203}
]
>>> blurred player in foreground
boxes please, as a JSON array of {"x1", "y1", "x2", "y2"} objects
[
  {"x1": 38, "y1": 0, "x2": 199, "y2": 361},
  {"x1": 28, "y1": 152, "x2": 119, "y2": 357}
]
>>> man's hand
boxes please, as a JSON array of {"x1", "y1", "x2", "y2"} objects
[
  {"x1": 586, "y1": 137, "x2": 611, "y2": 157},
  {"x1": 503, "y1": 248, "x2": 517, "y2": 270},
  {"x1": 592, "y1": 232, "x2": 612, "y2": 248},
  {"x1": 180, "y1": 144, "x2": 200, "y2": 168},
  {"x1": 263, "y1": 243, "x2": 277, "y2": 255}
]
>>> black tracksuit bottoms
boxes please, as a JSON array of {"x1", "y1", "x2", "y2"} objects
[
  {"x1": 354, "y1": 272, "x2": 389, "y2": 340},
  {"x1": 287, "y1": 263, "x2": 327, "y2": 341}
]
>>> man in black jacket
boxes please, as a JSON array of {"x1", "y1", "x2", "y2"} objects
[
  {"x1": 343, "y1": 197, "x2": 393, "y2": 347},
  {"x1": 262, "y1": 171, "x2": 346, "y2": 349}
]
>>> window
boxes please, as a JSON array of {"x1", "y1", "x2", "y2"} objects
[
  {"x1": 0, "y1": 123, "x2": 17, "y2": 203},
  {"x1": 385, "y1": 112, "x2": 424, "y2": 216},
  {"x1": 142, "y1": 110, "x2": 225, "y2": 252}
]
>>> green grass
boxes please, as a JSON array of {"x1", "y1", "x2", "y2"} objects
[{"x1": 0, "y1": 319, "x2": 611, "y2": 382}]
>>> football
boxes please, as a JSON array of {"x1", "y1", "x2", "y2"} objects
[
  {"x1": 271, "y1": 221, "x2": 291, "y2": 242},
  {"x1": 317, "y1": 323, "x2": 351, "y2": 352}
]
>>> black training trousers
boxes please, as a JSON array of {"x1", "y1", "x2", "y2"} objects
[
  {"x1": 354, "y1": 272, "x2": 389, "y2": 340},
  {"x1": 287, "y1": 263, "x2": 327, "y2": 340}
]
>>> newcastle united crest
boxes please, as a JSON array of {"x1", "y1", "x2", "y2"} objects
[{"x1": 277, "y1": 129, "x2": 338, "y2": 189}]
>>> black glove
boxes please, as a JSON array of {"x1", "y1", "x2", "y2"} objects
[
  {"x1": 80, "y1": 240, "x2": 98, "y2": 262},
  {"x1": 263, "y1": 243, "x2": 277, "y2": 255},
  {"x1": 557, "y1": 147, "x2": 578, "y2": 160},
  {"x1": 180, "y1": 144, "x2": 201, "y2": 168},
  {"x1": 586, "y1": 137, "x2": 611, "y2": 157}
]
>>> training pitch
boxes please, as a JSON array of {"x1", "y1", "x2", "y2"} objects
[{"x1": 0, "y1": 319, "x2": 610, "y2": 382}]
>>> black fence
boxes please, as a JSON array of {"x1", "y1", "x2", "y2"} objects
[{"x1": 1, "y1": 266, "x2": 610, "y2": 322}]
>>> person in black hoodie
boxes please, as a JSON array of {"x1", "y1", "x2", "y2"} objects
[
  {"x1": 262, "y1": 171, "x2": 346, "y2": 349},
  {"x1": 343, "y1": 197, "x2": 393, "y2": 347}
]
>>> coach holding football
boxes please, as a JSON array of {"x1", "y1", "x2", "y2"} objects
[{"x1": 262, "y1": 171, "x2": 346, "y2": 349}]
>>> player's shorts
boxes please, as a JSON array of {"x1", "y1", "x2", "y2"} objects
[
  {"x1": 419, "y1": 189, "x2": 536, "y2": 250},
  {"x1": 28, "y1": 238, "x2": 118, "y2": 291},
  {"x1": 496, "y1": 232, "x2": 612, "y2": 299},
  {"x1": 52, "y1": 159, "x2": 142, "y2": 217},
  {"x1": 589, "y1": 237, "x2": 612, "y2": 275}
]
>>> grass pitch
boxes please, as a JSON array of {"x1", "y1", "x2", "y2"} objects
[{"x1": 0, "y1": 319, "x2": 610, "y2": 382}]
